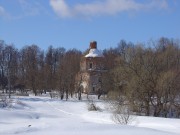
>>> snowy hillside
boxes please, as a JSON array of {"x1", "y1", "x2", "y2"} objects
[{"x1": 0, "y1": 95, "x2": 180, "y2": 135}]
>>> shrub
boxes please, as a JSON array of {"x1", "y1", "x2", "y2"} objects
[
  {"x1": 0, "y1": 95, "x2": 9, "y2": 107},
  {"x1": 112, "y1": 105, "x2": 135, "y2": 125},
  {"x1": 87, "y1": 99, "x2": 101, "y2": 111}
]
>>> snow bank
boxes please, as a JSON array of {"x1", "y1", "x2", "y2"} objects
[{"x1": 0, "y1": 95, "x2": 180, "y2": 135}]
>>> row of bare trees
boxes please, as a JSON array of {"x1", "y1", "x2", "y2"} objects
[
  {"x1": 0, "y1": 37, "x2": 180, "y2": 117},
  {"x1": 0, "y1": 40, "x2": 81, "y2": 99},
  {"x1": 104, "y1": 38, "x2": 180, "y2": 118}
]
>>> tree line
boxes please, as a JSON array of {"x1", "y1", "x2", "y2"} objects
[
  {"x1": 103, "y1": 38, "x2": 180, "y2": 118},
  {"x1": 0, "y1": 41, "x2": 81, "y2": 99},
  {"x1": 0, "y1": 37, "x2": 180, "y2": 118}
]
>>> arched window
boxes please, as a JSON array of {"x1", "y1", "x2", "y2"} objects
[
  {"x1": 89, "y1": 63, "x2": 93, "y2": 69},
  {"x1": 98, "y1": 77, "x2": 102, "y2": 83},
  {"x1": 92, "y1": 87, "x2": 95, "y2": 92}
]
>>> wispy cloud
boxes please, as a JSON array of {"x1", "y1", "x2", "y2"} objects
[
  {"x1": 0, "y1": 1, "x2": 39, "y2": 20},
  {"x1": 50, "y1": 0, "x2": 169, "y2": 18},
  {"x1": 0, "y1": 5, "x2": 9, "y2": 19},
  {"x1": 18, "y1": 0, "x2": 52, "y2": 18},
  {"x1": 18, "y1": 0, "x2": 41, "y2": 16},
  {"x1": 0, "y1": 6, "x2": 5, "y2": 16},
  {"x1": 0, "y1": 1, "x2": 49, "y2": 20}
]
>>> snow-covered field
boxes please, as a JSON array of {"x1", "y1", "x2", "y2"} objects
[{"x1": 0, "y1": 95, "x2": 180, "y2": 135}]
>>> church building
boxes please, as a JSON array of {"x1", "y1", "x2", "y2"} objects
[{"x1": 76, "y1": 41, "x2": 106, "y2": 95}]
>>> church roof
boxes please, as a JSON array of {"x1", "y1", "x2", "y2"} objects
[
  {"x1": 85, "y1": 41, "x2": 104, "y2": 58},
  {"x1": 85, "y1": 48, "x2": 103, "y2": 58}
]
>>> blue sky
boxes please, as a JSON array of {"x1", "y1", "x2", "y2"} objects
[{"x1": 0, "y1": 0, "x2": 180, "y2": 51}]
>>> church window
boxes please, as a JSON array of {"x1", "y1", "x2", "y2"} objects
[
  {"x1": 92, "y1": 87, "x2": 95, "y2": 92},
  {"x1": 89, "y1": 63, "x2": 93, "y2": 69}
]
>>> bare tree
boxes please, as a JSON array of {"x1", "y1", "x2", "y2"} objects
[
  {"x1": 22, "y1": 45, "x2": 41, "y2": 96},
  {"x1": 108, "y1": 38, "x2": 180, "y2": 118},
  {"x1": 4, "y1": 45, "x2": 18, "y2": 98}
]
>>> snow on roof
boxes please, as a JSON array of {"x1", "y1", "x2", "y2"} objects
[{"x1": 85, "y1": 48, "x2": 104, "y2": 58}]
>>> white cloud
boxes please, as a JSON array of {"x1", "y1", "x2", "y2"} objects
[
  {"x1": 50, "y1": 0, "x2": 72, "y2": 17},
  {"x1": 74, "y1": 0, "x2": 141, "y2": 16},
  {"x1": 49, "y1": 0, "x2": 169, "y2": 18},
  {"x1": 144, "y1": 0, "x2": 168, "y2": 10}
]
